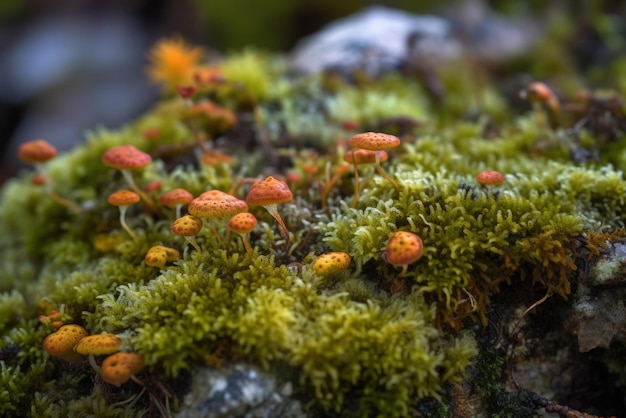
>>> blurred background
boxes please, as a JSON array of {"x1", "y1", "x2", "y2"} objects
[{"x1": 0, "y1": 0, "x2": 624, "y2": 182}]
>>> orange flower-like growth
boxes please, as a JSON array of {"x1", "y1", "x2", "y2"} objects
[{"x1": 147, "y1": 38, "x2": 203, "y2": 91}]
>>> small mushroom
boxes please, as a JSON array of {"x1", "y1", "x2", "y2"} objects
[
  {"x1": 313, "y1": 252, "x2": 352, "y2": 277},
  {"x1": 160, "y1": 188, "x2": 194, "y2": 219},
  {"x1": 188, "y1": 190, "x2": 248, "y2": 242},
  {"x1": 476, "y1": 170, "x2": 505, "y2": 198},
  {"x1": 172, "y1": 214, "x2": 203, "y2": 252},
  {"x1": 108, "y1": 190, "x2": 141, "y2": 241},
  {"x1": 385, "y1": 231, "x2": 423, "y2": 277},
  {"x1": 73, "y1": 332, "x2": 122, "y2": 374},
  {"x1": 145, "y1": 245, "x2": 181, "y2": 267},
  {"x1": 43, "y1": 324, "x2": 89, "y2": 362},
  {"x1": 523, "y1": 81, "x2": 560, "y2": 128},
  {"x1": 245, "y1": 176, "x2": 293, "y2": 247},
  {"x1": 226, "y1": 212, "x2": 257, "y2": 254},
  {"x1": 347, "y1": 132, "x2": 401, "y2": 207},
  {"x1": 18, "y1": 139, "x2": 82, "y2": 213},
  {"x1": 101, "y1": 145, "x2": 156, "y2": 209},
  {"x1": 101, "y1": 352, "x2": 145, "y2": 387}
]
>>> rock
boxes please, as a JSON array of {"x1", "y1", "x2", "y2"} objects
[{"x1": 175, "y1": 363, "x2": 305, "y2": 418}]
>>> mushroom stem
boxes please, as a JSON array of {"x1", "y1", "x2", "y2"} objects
[
  {"x1": 118, "y1": 206, "x2": 138, "y2": 241},
  {"x1": 375, "y1": 152, "x2": 400, "y2": 193},
  {"x1": 241, "y1": 235, "x2": 253, "y2": 254},
  {"x1": 264, "y1": 204, "x2": 290, "y2": 247},
  {"x1": 120, "y1": 170, "x2": 158, "y2": 211},
  {"x1": 184, "y1": 236, "x2": 202, "y2": 253},
  {"x1": 350, "y1": 152, "x2": 360, "y2": 208},
  {"x1": 175, "y1": 204, "x2": 183, "y2": 219},
  {"x1": 45, "y1": 185, "x2": 83, "y2": 213}
]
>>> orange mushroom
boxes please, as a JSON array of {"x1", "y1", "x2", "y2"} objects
[
  {"x1": 108, "y1": 190, "x2": 141, "y2": 241},
  {"x1": 523, "y1": 81, "x2": 560, "y2": 128},
  {"x1": 188, "y1": 190, "x2": 248, "y2": 242},
  {"x1": 160, "y1": 188, "x2": 194, "y2": 218},
  {"x1": 385, "y1": 231, "x2": 423, "y2": 277},
  {"x1": 245, "y1": 176, "x2": 293, "y2": 247},
  {"x1": 145, "y1": 245, "x2": 181, "y2": 267},
  {"x1": 101, "y1": 352, "x2": 145, "y2": 387},
  {"x1": 18, "y1": 139, "x2": 82, "y2": 213},
  {"x1": 313, "y1": 252, "x2": 352, "y2": 277},
  {"x1": 101, "y1": 145, "x2": 156, "y2": 209},
  {"x1": 172, "y1": 214, "x2": 203, "y2": 252},
  {"x1": 226, "y1": 212, "x2": 257, "y2": 254},
  {"x1": 347, "y1": 132, "x2": 401, "y2": 207},
  {"x1": 43, "y1": 324, "x2": 89, "y2": 362},
  {"x1": 476, "y1": 170, "x2": 505, "y2": 198}
]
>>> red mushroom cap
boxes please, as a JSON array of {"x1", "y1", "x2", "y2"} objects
[
  {"x1": 245, "y1": 176, "x2": 293, "y2": 207},
  {"x1": 18, "y1": 139, "x2": 58, "y2": 164},
  {"x1": 188, "y1": 190, "x2": 248, "y2": 219},
  {"x1": 385, "y1": 231, "x2": 423, "y2": 267},
  {"x1": 348, "y1": 132, "x2": 401, "y2": 151},
  {"x1": 476, "y1": 170, "x2": 505, "y2": 186},
  {"x1": 102, "y1": 145, "x2": 152, "y2": 170}
]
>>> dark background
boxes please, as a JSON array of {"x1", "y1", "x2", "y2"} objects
[{"x1": 0, "y1": 0, "x2": 621, "y2": 182}]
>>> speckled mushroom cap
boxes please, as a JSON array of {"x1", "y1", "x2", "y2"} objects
[
  {"x1": 74, "y1": 333, "x2": 122, "y2": 356},
  {"x1": 313, "y1": 252, "x2": 352, "y2": 276},
  {"x1": 18, "y1": 139, "x2": 58, "y2": 164},
  {"x1": 101, "y1": 352, "x2": 145, "y2": 387},
  {"x1": 108, "y1": 190, "x2": 141, "y2": 207},
  {"x1": 227, "y1": 212, "x2": 257, "y2": 234},
  {"x1": 188, "y1": 190, "x2": 248, "y2": 219},
  {"x1": 102, "y1": 145, "x2": 152, "y2": 170},
  {"x1": 42, "y1": 324, "x2": 89, "y2": 362},
  {"x1": 476, "y1": 170, "x2": 505, "y2": 186},
  {"x1": 160, "y1": 188, "x2": 194, "y2": 207},
  {"x1": 246, "y1": 176, "x2": 293, "y2": 206},
  {"x1": 385, "y1": 231, "x2": 423, "y2": 267},
  {"x1": 172, "y1": 215, "x2": 203, "y2": 236},
  {"x1": 348, "y1": 132, "x2": 401, "y2": 151},
  {"x1": 343, "y1": 149, "x2": 389, "y2": 165}
]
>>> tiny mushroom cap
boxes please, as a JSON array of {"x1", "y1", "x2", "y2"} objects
[
  {"x1": 108, "y1": 190, "x2": 141, "y2": 207},
  {"x1": 160, "y1": 188, "x2": 194, "y2": 208},
  {"x1": 172, "y1": 215, "x2": 203, "y2": 236},
  {"x1": 227, "y1": 212, "x2": 258, "y2": 235},
  {"x1": 145, "y1": 245, "x2": 180, "y2": 267},
  {"x1": 245, "y1": 176, "x2": 293, "y2": 207},
  {"x1": 348, "y1": 132, "x2": 401, "y2": 151},
  {"x1": 344, "y1": 149, "x2": 389, "y2": 165},
  {"x1": 189, "y1": 189, "x2": 248, "y2": 219},
  {"x1": 74, "y1": 333, "x2": 122, "y2": 356},
  {"x1": 525, "y1": 81, "x2": 555, "y2": 103},
  {"x1": 43, "y1": 324, "x2": 89, "y2": 362},
  {"x1": 385, "y1": 231, "x2": 424, "y2": 276},
  {"x1": 101, "y1": 145, "x2": 152, "y2": 170},
  {"x1": 18, "y1": 139, "x2": 58, "y2": 164},
  {"x1": 101, "y1": 352, "x2": 145, "y2": 387},
  {"x1": 476, "y1": 170, "x2": 505, "y2": 186},
  {"x1": 313, "y1": 252, "x2": 352, "y2": 277}
]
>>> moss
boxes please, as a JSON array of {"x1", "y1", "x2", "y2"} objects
[{"x1": 2, "y1": 17, "x2": 626, "y2": 416}]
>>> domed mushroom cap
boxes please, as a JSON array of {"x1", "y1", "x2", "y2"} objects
[
  {"x1": 74, "y1": 333, "x2": 121, "y2": 356},
  {"x1": 246, "y1": 176, "x2": 293, "y2": 206},
  {"x1": 385, "y1": 231, "x2": 423, "y2": 267},
  {"x1": 227, "y1": 212, "x2": 257, "y2": 234},
  {"x1": 18, "y1": 139, "x2": 58, "y2": 163},
  {"x1": 102, "y1": 145, "x2": 152, "y2": 170},
  {"x1": 160, "y1": 188, "x2": 194, "y2": 207},
  {"x1": 43, "y1": 324, "x2": 89, "y2": 362},
  {"x1": 313, "y1": 252, "x2": 352, "y2": 276},
  {"x1": 172, "y1": 215, "x2": 203, "y2": 236},
  {"x1": 145, "y1": 245, "x2": 180, "y2": 267},
  {"x1": 343, "y1": 149, "x2": 389, "y2": 165},
  {"x1": 348, "y1": 132, "x2": 401, "y2": 151},
  {"x1": 476, "y1": 170, "x2": 505, "y2": 186},
  {"x1": 188, "y1": 190, "x2": 248, "y2": 219},
  {"x1": 108, "y1": 190, "x2": 141, "y2": 207},
  {"x1": 101, "y1": 352, "x2": 145, "y2": 387},
  {"x1": 525, "y1": 82, "x2": 555, "y2": 103}
]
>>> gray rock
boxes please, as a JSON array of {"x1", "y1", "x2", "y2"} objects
[{"x1": 175, "y1": 363, "x2": 306, "y2": 418}]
